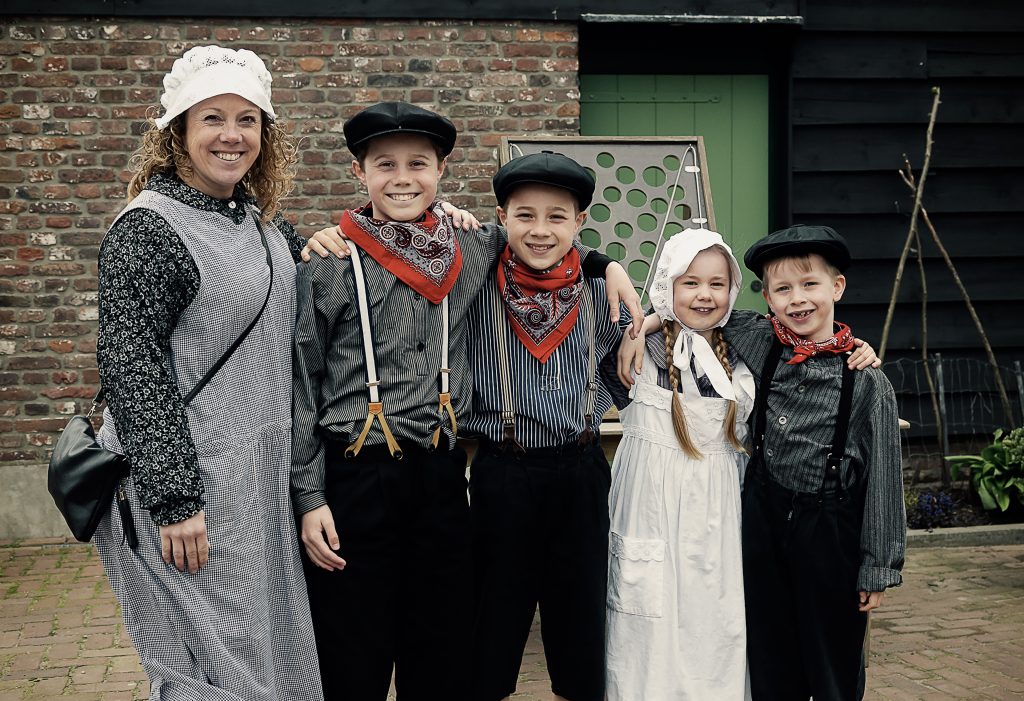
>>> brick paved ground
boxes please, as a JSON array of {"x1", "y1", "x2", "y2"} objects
[{"x1": 1, "y1": 541, "x2": 1022, "y2": 700}]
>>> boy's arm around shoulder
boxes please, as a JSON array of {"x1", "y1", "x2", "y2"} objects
[
  {"x1": 290, "y1": 255, "x2": 353, "y2": 517},
  {"x1": 466, "y1": 221, "x2": 507, "y2": 266},
  {"x1": 589, "y1": 277, "x2": 632, "y2": 358},
  {"x1": 722, "y1": 309, "x2": 773, "y2": 377},
  {"x1": 857, "y1": 368, "x2": 907, "y2": 593}
]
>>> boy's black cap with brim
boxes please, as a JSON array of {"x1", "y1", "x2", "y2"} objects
[
  {"x1": 744, "y1": 224, "x2": 851, "y2": 280},
  {"x1": 343, "y1": 101, "x2": 457, "y2": 157},
  {"x1": 493, "y1": 151, "x2": 596, "y2": 210}
]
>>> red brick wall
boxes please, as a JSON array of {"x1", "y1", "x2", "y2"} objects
[{"x1": 0, "y1": 17, "x2": 581, "y2": 463}]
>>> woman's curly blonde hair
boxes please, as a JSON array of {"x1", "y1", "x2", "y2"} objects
[{"x1": 126, "y1": 110, "x2": 297, "y2": 222}]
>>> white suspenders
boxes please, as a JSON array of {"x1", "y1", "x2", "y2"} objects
[
  {"x1": 344, "y1": 240, "x2": 457, "y2": 460},
  {"x1": 491, "y1": 279, "x2": 598, "y2": 452}
]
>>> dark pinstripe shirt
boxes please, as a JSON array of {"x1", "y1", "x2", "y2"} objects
[
  {"x1": 463, "y1": 276, "x2": 626, "y2": 448},
  {"x1": 724, "y1": 310, "x2": 906, "y2": 591},
  {"x1": 291, "y1": 223, "x2": 500, "y2": 515}
]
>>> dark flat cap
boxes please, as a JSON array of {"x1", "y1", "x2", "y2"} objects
[
  {"x1": 344, "y1": 101, "x2": 457, "y2": 157},
  {"x1": 744, "y1": 224, "x2": 851, "y2": 279},
  {"x1": 493, "y1": 151, "x2": 596, "y2": 210}
]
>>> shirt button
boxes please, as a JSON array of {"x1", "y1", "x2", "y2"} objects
[
  {"x1": 798, "y1": 385, "x2": 807, "y2": 393},
  {"x1": 778, "y1": 416, "x2": 788, "y2": 425},
  {"x1": 228, "y1": 201, "x2": 236, "y2": 209},
  {"x1": 413, "y1": 293, "x2": 421, "y2": 300},
  {"x1": 417, "y1": 342, "x2": 425, "y2": 352},
  {"x1": 766, "y1": 448, "x2": 774, "y2": 457}
]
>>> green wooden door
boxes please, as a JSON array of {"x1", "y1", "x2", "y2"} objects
[{"x1": 580, "y1": 74, "x2": 769, "y2": 311}]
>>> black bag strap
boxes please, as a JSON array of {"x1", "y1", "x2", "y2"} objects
[{"x1": 91, "y1": 206, "x2": 274, "y2": 411}]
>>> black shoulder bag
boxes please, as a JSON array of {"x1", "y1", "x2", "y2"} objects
[{"x1": 48, "y1": 209, "x2": 274, "y2": 548}]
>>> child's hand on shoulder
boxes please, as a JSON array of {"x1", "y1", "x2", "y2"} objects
[
  {"x1": 603, "y1": 262, "x2": 644, "y2": 338},
  {"x1": 439, "y1": 201, "x2": 481, "y2": 231},
  {"x1": 849, "y1": 338, "x2": 881, "y2": 370},
  {"x1": 302, "y1": 225, "x2": 351, "y2": 261},
  {"x1": 617, "y1": 329, "x2": 645, "y2": 388}
]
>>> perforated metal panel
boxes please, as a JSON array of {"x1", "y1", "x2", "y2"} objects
[{"x1": 500, "y1": 136, "x2": 716, "y2": 302}]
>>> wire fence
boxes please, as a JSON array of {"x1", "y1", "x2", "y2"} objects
[{"x1": 883, "y1": 355, "x2": 1024, "y2": 484}]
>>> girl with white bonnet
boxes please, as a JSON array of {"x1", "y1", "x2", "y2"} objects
[
  {"x1": 605, "y1": 228, "x2": 754, "y2": 700},
  {"x1": 93, "y1": 45, "x2": 323, "y2": 699}
]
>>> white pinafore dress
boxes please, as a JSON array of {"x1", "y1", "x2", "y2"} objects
[
  {"x1": 93, "y1": 191, "x2": 322, "y2": 701},
  {"x1": 606, "y1": 347, "x2": 754, "y2": 701}
]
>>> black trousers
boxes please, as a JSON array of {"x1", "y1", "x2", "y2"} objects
[
  {"x1": 303, "y1": 438, "x2": 473, "y2": 701},
  {"x1": 469, "y1": 440, "x2": 611, "y2": 701},
  {"x1": 742, "y1": 467, "x2": 868, "y2": 701}
]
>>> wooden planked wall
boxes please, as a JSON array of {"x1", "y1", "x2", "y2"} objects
[{"x1": 792, "y1": 0, "x2": 1024, "y2": 374}]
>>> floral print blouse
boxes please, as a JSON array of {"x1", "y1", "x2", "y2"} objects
[{"x1": 96, "y1": 172, "x2": 304, "y2": 525}]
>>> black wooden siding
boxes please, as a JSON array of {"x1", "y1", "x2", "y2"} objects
[{"x1": 791, "y1": 3, "x2": 1024, "y2": 374}]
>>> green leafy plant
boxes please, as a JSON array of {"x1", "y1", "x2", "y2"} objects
[{"x1": 946, "y1": 428, "x2": 1024, "y2": 512}]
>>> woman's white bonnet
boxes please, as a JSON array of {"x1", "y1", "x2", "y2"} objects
[{"x1": 155, "y1": 45, "x2": 276, "y2": 130}]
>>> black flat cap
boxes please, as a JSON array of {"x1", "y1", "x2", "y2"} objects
[
  {"x1": 493, "y1": 151, "x2": 596, "y2": 210},
  {"x1": 344, "y1": 101, "x2": 457, "y2": 157},
  {"x1": 744, "y1": 224, "x2": 851, "y2": 279}
]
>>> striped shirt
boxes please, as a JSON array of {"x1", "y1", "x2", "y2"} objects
[
  {"x1": 723, "y1": 310, "x2": 906, "y2": 591},
  {"x1": 463, "y1": 276, "x2": 626, "y2": 448},
  {"x1": 290, "y1": 225, "x2": 611, "y2": 515}
]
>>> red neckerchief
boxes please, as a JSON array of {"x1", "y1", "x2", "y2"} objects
[
  {"x1": 769, "y1": 315, "x2": 856, "y2": 365},
  {"x1": 497, "y1": 246, "x2": 583, "y2": 364},
  {"x1": 339, "y1": 201, "x2": 461, "y2": 304}
]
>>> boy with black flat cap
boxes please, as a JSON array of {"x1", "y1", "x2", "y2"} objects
[
  {"x1": 464, "y1": 151, "x2": 627, "y2": 701},
  {"x1": 722, "y1": 224, "x2": 906, "y2": 701},
  {"x1": 291, "y1": 104, "x2": 639, "y2": 700}
]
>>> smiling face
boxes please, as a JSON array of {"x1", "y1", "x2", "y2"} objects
[
  {"x1": 351, "y1": 133, "x2": 446, "y2": 222},
  {"x1": 180, "y1": 94, "x2": 262, "y2": 199},
  {"x1": 497, "y1": 183, "x2": 586, "y2": 272},
  {"x1": 672, "y1": 246, "x2": 733, "y2": 339},
  {"x1": 762, "y1": 253, "x2": 847, "y2": 342}
]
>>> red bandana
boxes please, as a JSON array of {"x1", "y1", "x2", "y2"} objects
[
  {"x1": 339, "y1": 201, "x2": 462, "y2": 304},
  {"x1": 769, "y1": 315, "x2": 856, "y2": 365},
  {"x1": 497, "y1": 246, "x2": 583, "y2": 364}
]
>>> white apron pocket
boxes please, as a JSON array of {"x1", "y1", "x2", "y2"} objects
[{"x1": 607, "y1": 531, "x2": 666, "y2": 618}]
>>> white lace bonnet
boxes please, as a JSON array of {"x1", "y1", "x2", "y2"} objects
[
  {"x1": 647, "y1": 228, "x2": 744, "y2": 400},
  {"x1": 648, "y1": 228, "x2": 742, "y2": 329},
  {"x1": 155, "y1": 45, "x2": 276, "y2": 130}
]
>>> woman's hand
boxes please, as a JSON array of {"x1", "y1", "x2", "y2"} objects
[
  {"x1": 604, "y1": 262, "x2": 644, "y2": 339},
  {"x1": 301, "y1": 225, "x2": 351, "y2": 262},
  {"x1": 439, "y1": 201, "x2": 481, "y2": 231},
  {"x1": 301, "y1": 505, "x2": 347, "y2": 572},
  {"x1": 849, "y1": 339, "x2": 882, "y2": 370},
  {"x1": 159, "y1": 510, "x2": 209, "y2": 574}
]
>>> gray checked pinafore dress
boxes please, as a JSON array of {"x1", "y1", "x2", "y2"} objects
[{"x1": 94, "y1": 190, "x2": 322, "y2": 701}]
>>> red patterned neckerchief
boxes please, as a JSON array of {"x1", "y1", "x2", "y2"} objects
[
  {"x1": 769, "y1": 314, "x2": 856, "y2": 365},
  {"x1": 497, "y1": 246, "x2": 584, "y2": 364},
  {"x1": 339, "y1": 201, "x2": 461, "y2": 304}
]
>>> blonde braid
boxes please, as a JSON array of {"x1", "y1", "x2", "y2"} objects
[
  {"x1": 664, "y1": 321, "x2": 702, "y2": 459},
  {"x1": 712, "y1": 328, "x2": 746, "y2": 454}
]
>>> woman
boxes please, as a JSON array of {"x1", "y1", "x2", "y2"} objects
[{"x1": 93, "y1": 45, "x2": 322, "y2": 700}]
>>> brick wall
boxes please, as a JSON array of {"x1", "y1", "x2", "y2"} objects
[{"x1": 0, "y1": 17, "x2": 581, "y2": 465}]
